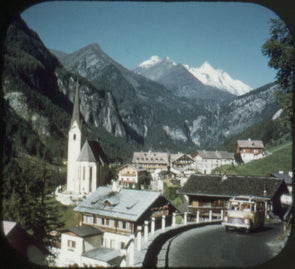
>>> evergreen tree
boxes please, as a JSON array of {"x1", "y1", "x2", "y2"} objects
[
  {"x1": 2, "y1": 157, "x2": 64, "y2": 251},
  {"x1": 262, "y1": 18, "x2": 294, "y2": 129}
]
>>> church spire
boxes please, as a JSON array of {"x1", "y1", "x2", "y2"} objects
[{"x1": 71, "y1": 82, "x2": 82, "y2": 129}]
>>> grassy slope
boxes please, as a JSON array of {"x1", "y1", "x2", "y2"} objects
[{"x1": 231, "y1": 141, "x2": 292, "y2": 177}]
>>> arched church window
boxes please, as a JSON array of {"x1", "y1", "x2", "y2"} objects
[{"x1": 73, "y1": 134, "x2": 76, "y2": 140}]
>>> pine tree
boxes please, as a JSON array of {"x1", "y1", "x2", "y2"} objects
[{"x1": 2, "y1": 158, "x2": 64, "y2": 251}]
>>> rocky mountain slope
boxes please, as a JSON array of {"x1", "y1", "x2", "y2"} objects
[
  {"x1": 3, "y1": 16, "x2": 282, "y2": 164},
  {"x1": 2, "y1": 16, "x2": 135, "y2": 162}
]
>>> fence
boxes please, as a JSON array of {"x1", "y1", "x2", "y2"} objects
[{"x1": 120, "y1": 209, "x2": 224, "y2": 267}]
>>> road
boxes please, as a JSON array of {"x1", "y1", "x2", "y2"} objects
[{"x1": 161, "y1": 222, "x2": 283, "y2": 267}]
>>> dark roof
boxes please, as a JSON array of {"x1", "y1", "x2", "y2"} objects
[
  {"x1": 68, "y1": 225, "x2": 103, "y2": 237},
  {"x1": 180, "y1": 174, "x2": 287, "y2": 200},
  {"x1": 70, "y1": 86, "x2": 82, "y2": 129},
  {"x1": 77, "y1": 140, "x2": 108, "y2": 164}
]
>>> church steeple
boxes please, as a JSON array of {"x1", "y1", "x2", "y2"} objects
[{"x1": 70, "y1": 83, "x2": 82, "y2": 129}]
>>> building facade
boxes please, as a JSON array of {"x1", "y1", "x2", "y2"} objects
[
  {"x1": 179, "y1": 174, "x2": 288, "y2": 220},
  {"x1": 193, "y1": 150, "x2": 235, "y2": 174},
  {"x1": 132, "y1": 151, "x2": 169, "y2": 172},
  {"x1": 236, "y1": 139, "x2": 264, "y2": 163},
  {"x1": 117, "y1": 164, "x2": 150, "y2": 188}
]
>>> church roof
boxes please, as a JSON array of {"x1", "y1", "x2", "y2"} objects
[
  {"x1": 77, "y1": 140, "x2": 108, "y2": 164},
  {"x1": 70, "y1": 86, "x2": 82, "y2": 129}
]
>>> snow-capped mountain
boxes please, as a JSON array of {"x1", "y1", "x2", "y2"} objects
[
  {"x1": 184, "y1": 61, "x2": 252, "y2": 96},
  {"x1": 135, "y1": 56, "x2": 252, "y2": 96},
  {"x1": 134, "y1": 56, "x2": 236, "y2": 104}
]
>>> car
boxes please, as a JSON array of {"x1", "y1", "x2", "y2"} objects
[{"x1": 222, "y1": 196, "x2": 265, "y2": 232}]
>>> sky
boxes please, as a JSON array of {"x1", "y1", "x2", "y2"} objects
[{"x1": 21, "y1": 1, "x2": 279, "y2": 89}]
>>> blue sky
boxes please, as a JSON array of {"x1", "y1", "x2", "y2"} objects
[{"x1": 21, "y1": 1, "x2": 279, "y2": 89}]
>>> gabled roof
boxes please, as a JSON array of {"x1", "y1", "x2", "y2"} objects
[
  {"x1": 74, "y1": 186, "x2": 163, "y2": 222},
  {"x1": 132, "y1": 152, "x2": 169, "y2": 164},
  {"x1": 67, "y1": 225, "x2": 103, "y2": 237},
  {"x1": 118, "y1": 164, "x2": 146, "y2": 172},
  {"x1": 77, "y1": 140, "x2": 108, "y2": 164},
  {"x1": 196, "y1": 150, "x2": 234, "y2": 160},
  {"x1": 170, "y1": 153, "x2": 194, "y2": 163},
  {"x1": 237, "y1": 139, "x2": 264, "y2": 149},
  {"x1": 180, "y1": 174, "x2": 287, "y2": 200}
]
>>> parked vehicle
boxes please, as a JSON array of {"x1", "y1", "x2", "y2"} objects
[{"x1": 222, "y1": 196, "x2": 265, "y2": 232}]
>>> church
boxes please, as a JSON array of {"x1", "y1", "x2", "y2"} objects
[{"x1": 66, "y1": 86, "x2": 109, "y2": 195}]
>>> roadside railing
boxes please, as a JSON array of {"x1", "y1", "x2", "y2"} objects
[{"x1": 119, "y1": 209, "x2": 224, "y2": 267}]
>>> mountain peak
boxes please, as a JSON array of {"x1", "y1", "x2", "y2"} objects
[
  {"x1": 138, "y1": 55, "x2": 161, "y2": 69},
  {"x1": 185, "y1": 61, "x2": 252, "y2": 96}
]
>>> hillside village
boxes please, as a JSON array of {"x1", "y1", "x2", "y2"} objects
[
  {"x1": 2, "y1": 16, "x2": 293, "y2": 268},
  {"x1": 42, "y1": 87, "x2": 291, "y2": 267}
]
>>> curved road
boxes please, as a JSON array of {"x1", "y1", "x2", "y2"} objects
[{"x1": 163, "y1": 222, "x2": 283, "y2": 267}]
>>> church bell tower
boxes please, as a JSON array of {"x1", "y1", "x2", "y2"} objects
[{"x1": 67, "y1": 84, "x2": 82, "y2": 193}]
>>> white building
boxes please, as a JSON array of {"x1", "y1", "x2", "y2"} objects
[
  {"x1": 58, "y1": 181, "x2": 176, "y2": 266},
  {"x1": 117, "y1": 164, "x2": 150, "y2": 188},
  {"x1": 66, "y1": 86, "x2": 109, "y2": 195},
  {"x1": 236, "y1": 139, "x2": 264, "y2": 163},
  {"x1": 194, "y1": 150, "x2": 235, "y2": 174},
  {"x1": 60, "y1": 225, "x2": 120, "y2": 267}
]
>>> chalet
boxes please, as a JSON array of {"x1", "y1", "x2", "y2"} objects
[
  {"x1": 179, "y1": 174, "x2": 288, "y2": 219},
  {"x1": 117, "y1": 164, "x2": 150, "y2": 188},
  {"x1": 170, "y1": 153, "x2": 194, "y2": 170},
  {"x1": 236, "y1": 138, "x2": 264, "y2": 163},
  {"x1": 193, "y1": 150, "x2": 235, "y2": 174},
  {"x1": 132, "y1": 151, "x2": 169, "y2": 172},
  {"x1": 60, "y1": 180, "x2": 177, "y2": 266},
  {"x1": 2, "y1": 220, "x2": 48, "y2": 265}
]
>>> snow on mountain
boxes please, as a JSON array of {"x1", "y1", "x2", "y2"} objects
[
  {"x1": 184, "y1": 61, "x2": 252, "y2": 96},
  {"x1": 138, "y1": 55, "x2": 162, "y2": 69}
]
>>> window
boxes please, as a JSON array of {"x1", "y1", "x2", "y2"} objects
[
  {"x1": 67, "y1": 240, "x2": 76, "y2": 249},
  {"x1": 121, "y1": 242, "x2": 125, "y2": 249},
  {"x1": 73, "y1": 134, "x2": 76, "y2": 140},
  {"x1": 83, "y1": 166, "x2": 85, "y2": 180},
  {"x1": 96, "y1": 217, "x2": 102, "y2": 225}
]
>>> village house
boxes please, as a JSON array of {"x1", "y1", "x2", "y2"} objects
[
  {"x1": 236, "y1": 138, "x2": 264, "y2": 163},
  {"x1": 179, "y1": 174, "x2": 288, "y2": 220},
  {"x1": 170, "y1": 153, "x2": 195, "y2": 170},
  {"x1": 132, "y1": 151, "x2": 169, "y2": 172},
  {"x1": 193, "y1": 150, "x2": 235, "y2": 174},
  {"x1": 59, "y1": 181, "x2": 176, "y2": 267},
  {"x1": 117, "y1": 164, "x2": 151, "y2": 188}
]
